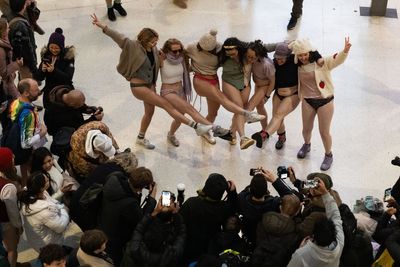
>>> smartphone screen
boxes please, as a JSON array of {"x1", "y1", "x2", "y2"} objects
[
  {"x1": 280, "y1": 173, "x2": 288, "y2": 179},
  {"x1": 162, "y1": 191, "x2": 171, "y2": 207},
  {"x1": 384, "y1": 188, "x2": 392, "y2": 202}
]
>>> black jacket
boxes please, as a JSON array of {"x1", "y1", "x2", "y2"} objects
[
  {"x1": 44, "y1": 85, "x2": 97, "y2": 136},
  {"x1": 121, "y1": 213, "x2": 186, "y2": 267},
  {"x1": 179, "y1": 190, "x2": 237, "y2": 265},
  {"x1": 8, "y1": 14, "x2": 37, "y2": 73},
  {"x1": 385, "y1": 229, "x2": 400, "y2": 267},
  {"x1": 237, "y1": 178, "x2": 292, "y2": 245},
  {"x1": 98, "y1": 172, "x2": 156, "y2": 266},
  {"x1": 34, "y1": 46, "x2": 75, "y2": 108}
]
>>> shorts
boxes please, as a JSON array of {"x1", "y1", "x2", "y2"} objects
[{"x1": 194, "y1": 73, "x2": 219, "y2": 86}]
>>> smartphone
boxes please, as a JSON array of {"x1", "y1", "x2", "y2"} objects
[
  {"x1": 384, "y1": 188, "x2": 392, "y2": 202},
  {"x1": 161, "y1": 191, "x2": 171, "y2": 207},
  {"x1": 42, "y1": 58, "x2": 50, "y2": 64}
]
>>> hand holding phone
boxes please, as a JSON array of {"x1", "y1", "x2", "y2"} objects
[
  {"x1": 384, "y1": 188, "x2": 392, "y2": 202},
  {"x1": 161, "y1": 191, "x2": 171, "y2": 207}
]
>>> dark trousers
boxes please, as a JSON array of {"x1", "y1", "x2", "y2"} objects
[{"x1": 291, "y1": 0, "x2": 304, "y2": 18}]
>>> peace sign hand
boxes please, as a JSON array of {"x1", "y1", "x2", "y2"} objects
[
  {"x1": 91, "y1": 13, "x2": 106, "y2": 30},
  {"x1": 344, "y1": 37, "x2": 352, "y2": 53}
]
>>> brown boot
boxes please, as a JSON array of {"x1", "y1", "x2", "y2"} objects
[{"x1": 173, "y1": 0, "x2": 187, "y2": 8}]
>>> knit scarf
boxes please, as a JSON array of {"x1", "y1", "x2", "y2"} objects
[{"x1": 166, "y1": 53, "x2": 192, "y2": 101}]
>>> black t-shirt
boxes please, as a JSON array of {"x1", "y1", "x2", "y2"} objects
[
  {"x1": 274, "y1": 54, "x2": 298, "y2": 89},
  {"x1": 146, "y1": 51, "x2": 156, "y2": 83}
]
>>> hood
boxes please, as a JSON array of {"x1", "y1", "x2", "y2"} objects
[
  {"x1": 40, "y1": 45, "x2": 75, "y2": 60},
  {"x1": 260, "y1": 212, "x2": 296, "y2": 236},
  {"x1": 307, "y1": 241, "x2": 341, "y2": 264},
  {"x1": 103, "y1": 172, "x2": 137, "y2": 202},
  {"x1": 21, "y1": 194, "x2": 57, "y2": 217},
  {"x1": 48, "y1": 85, "x2": 73, "y2": 107}
]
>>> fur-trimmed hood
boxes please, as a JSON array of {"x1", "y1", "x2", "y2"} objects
[{"x1": 40, "y1": 45, "x2": 75, "y2": 60}]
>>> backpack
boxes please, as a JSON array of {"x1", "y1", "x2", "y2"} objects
[
  {"x1": 0, "y1": 106, "x2": 33, "y2": 165},
  {"x1": 50, "y1": 126, "x2": 74, "y2": 169},
  {"x1": 218, "y1": 249, "x2": 250, "y2": 267},
  {"x1": 339, "y1": 203, "x2": 357, "y2": 251}
]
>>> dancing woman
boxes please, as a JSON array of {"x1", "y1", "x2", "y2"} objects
[
  {"x1": 186, "y1": 30, "x2": 265, "y2": 146},
  {"x1": 159, "y1": 38, "x2": 229, "y2": 147},
  {"x1": 91, "y1": 14, "x2": 212, "y2": 150}
]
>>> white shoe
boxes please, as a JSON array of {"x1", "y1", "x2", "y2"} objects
[
  {"x1": 245, "y1": 111, "x2": 266, "y2": 123},
  {"x1": 167, "y1": 132, "x2": 180, "y2": 147},
  {"x1": 136, "y1": 137, "x2": 155, "y2": 150},
  {"x1": 201, "y1": 131, "x2": 216, "y2": 145},
  {"x1": 212, "y1": 125, "x2": 230, "y2": 137},
  {"x1": 195, "y1": 124, "x2": 213, "y2": 136}
]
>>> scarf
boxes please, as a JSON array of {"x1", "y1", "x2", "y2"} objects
[{"x1": 166, "y1": 53, "x2": 192, "y2": 101}]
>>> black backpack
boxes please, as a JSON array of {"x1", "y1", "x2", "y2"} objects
[
  {"x1": 50, "y1": 126, "x2": 74, "y2": 169},
  {"x1": 1, "y1": 105, "x2": 33, "y2": 165}
]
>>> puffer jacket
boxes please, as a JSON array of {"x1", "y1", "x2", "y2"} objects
[{"x1": 20, "y1": 191, "x2": 69, "y2": 252}]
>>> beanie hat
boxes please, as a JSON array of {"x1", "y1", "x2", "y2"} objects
[
  {"x1": 10, "y1": 0, "x2": 26, "y2": 13},
  {"x1": 250, "y1": 174, "x2": 268, "y2": 198},
  {"x1": 0, "y1": 147, "x2": 14, "y2": 171},
  {"x1": 48, "y1": 28, "x2": 65, "y2": 49},
  {"x1": 202, "y1": 173, "x2": 228, "y2": 200},
  {"x1": 274, "y1": 42, "x2": 292, "y2": 59},
  {"x1": 85, "y1": 130, "x2": 116, "y2": 159},
  {"x1": 288, "y1": 38, "x2": 315, "y2": 64},
  {"x1": 307, "y1": 172, "x2": 333, "y2": 190},
  {"x1": 198, "y1": 29, "x2": 218, "y2": 51}
]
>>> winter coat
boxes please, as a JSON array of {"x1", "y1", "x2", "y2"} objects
[
  {"x1": 98, "y1": 171, "x2": 156, "y2": 266},
  {"x1": 0, "y1": 38, "x2": 19, "y2": 99},
  {"x1": 252, "y1": 212, "x2": 301, "y2": 267},
  {"x1": 8, "y1": 14, "x2": 37, "y2": 73},
  {"x1": 20, "y1": 191, "x2": 69, "y2": 252},
  {"x1": 76, "y1": 248, "x2": 114, "y2": 267},
  {"x1": 66, "y1": 121, "x2": 119, "y2": 180},
  {"x1": 121, "y1": 213, "x2": 186, "y2": 267},
  {"x1": 44, "y1": 85, "x2": 98, "y2": 135},
  {"x1": 34, "y1": 46, "x2": 75, "y2": 108},
  {"x1": 237, "y1": 178, "x2": 293, "y2": 245},
  {"x1": 179, "y1": 191, "x2": 237, "y2": 264}
]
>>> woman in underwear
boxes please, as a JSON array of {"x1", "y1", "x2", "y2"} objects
[
  {"x1": 91, "y1": 14, "x2": 213, "y2": 150},
  {"x1": 290, "y1": 37, "x2": 351, "y2": 171},
  {"x1": 186, "y1": 30, "x2": 265, "y2": 146},
  {"x1": 159, "y1": 38, "x2": 229, "y2": 146}
]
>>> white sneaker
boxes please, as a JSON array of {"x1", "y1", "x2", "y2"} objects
[
  {"x1": 245, "y1": 111, "x2": 266, "y2": 123},
  {"x1": 136, "y1": 137, "x2": 155, "y2": 150},
  {"x1": 195, "y1": 124, "x2": 213, "y2": 136},
  {"x1": 167, "y1": 132, "x2": 180, "y2": 147},
  {"x1": 201, "y1": 131, "x2": 216, "y2": 145}
]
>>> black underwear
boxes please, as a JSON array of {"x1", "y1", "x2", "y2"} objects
[
  {"x1": 130, "y1": 82, "x2": 153, "y2": 88},
  {"x1": 275, "y1": 90, "x2": 298, "y2": 101},
  {"x1": 304, "y1": 96, "x2": 334, "y2": 111}
]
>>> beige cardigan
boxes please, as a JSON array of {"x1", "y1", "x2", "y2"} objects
[{"x1": 103, "y1": 26, "x2": 160, "y2": 82}]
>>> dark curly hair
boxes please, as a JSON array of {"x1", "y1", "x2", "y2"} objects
[
  {"x1": 247, "y1": 39, "x2": 269, "y2": 59},
  {"x1": 219, "y1": 37, "x2": 248, "y2": 66}
]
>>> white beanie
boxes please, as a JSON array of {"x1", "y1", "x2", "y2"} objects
[
  {"x1": 85, "y1": 130, "x2": 116, "y2": 159},
  {"x1": 288, "y1": 38, "x2": 315, "y2": 64},
  {"x1": 198, "y1": 29, "x2": 218, "y2": 51}
]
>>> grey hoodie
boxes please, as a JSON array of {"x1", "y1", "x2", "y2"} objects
[{"x1": 287, "y1": 193, "x2": 344, "y2": 267}]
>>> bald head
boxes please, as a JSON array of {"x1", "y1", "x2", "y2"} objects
[
  {"x1": 280, "y1": 194, "x2": 301, "y2": 217},
  {"x1": 63, "y1": 89, "x2": 85, "y2": 109}
]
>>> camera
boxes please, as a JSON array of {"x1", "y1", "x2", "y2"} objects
[
  {"x1": 249, "y1": 168, "x2": 262, "y2": 176},
  {"x1": 384, "y1": 188, "x2": 392, "y2": 202},
  {"x1": 277, "y1": 166, "x2": 288, "y2": 179},
  {"x1": 303, "y1": 180, "x2": 318, "y2": 189}
]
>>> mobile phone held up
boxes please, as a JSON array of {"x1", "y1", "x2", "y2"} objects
[
  {"x1": 161, "y1": 191, "x2": 171, "y2": 207},
  {"x1": 384, "y1": 188, "x2": 392, "y2": 202}
]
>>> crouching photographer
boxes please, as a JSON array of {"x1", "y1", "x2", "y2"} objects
[{"x1": 237, "y1": 166, "x2": 294, "y2": 248}]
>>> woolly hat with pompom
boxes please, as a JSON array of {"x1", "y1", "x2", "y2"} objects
[
  {"x1": 288, "y1": 38, "x2": 315, "y2": 64},
  {"x1": 48, "y1": 28, "x2": 65, "y2": 49},
  {"x1": 198, "y1": 29, "x2": 218, "y2": 51}
]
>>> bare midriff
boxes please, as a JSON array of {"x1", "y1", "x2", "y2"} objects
[{"x1": 276, "y1": 85, "x2": 298, "y2": 96}]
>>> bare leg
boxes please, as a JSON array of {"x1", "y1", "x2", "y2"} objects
[
  {"x1": 105, "y1": 0, "x2": 112, "y2": 6},
  {"x1": 301, "y1": 100, "x2": 317, "y2": 144},
  {"x1": 266, "y1": 94, "x2": 300, "y2": 135},
  {"x1": 205, "y1": 98, "x2": 220, "y2": 123},
  {"x1": 247, "y1": 85, "x2": 268, "y2": 129},
  {"x1": 139, "y1": 101, "x2": 155, "y2": 135},
  {"x1": 317, "y1": 100, "x2": 334, "y2": 154},
  {"x1": 169, "y1": 120, "x2": 181, "y2": 136}
]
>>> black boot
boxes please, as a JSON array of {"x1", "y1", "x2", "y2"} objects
[
  {"x1": 287, "y1": 16, "x2": 298, "y2": 30},
  {"x1": 107, "y1": 7, "x2": 116, "y2": 21},
  {"x1": 113, "y1": 3, "x2": 127, "y2": 16}
]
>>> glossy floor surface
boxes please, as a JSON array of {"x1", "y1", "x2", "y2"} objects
[{"x1": 18, "y1": 0, "x2": 400, "y2": 260}]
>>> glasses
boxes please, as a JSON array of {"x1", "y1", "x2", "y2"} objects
[{"x1": 171, "y1": 49, "x2": 182, "y2": 54}]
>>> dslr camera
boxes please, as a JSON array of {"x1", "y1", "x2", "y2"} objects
[{"x1": 277, "y1": 166, "x2": 288, "y2": 179}]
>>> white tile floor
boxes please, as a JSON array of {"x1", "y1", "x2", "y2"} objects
[{"x1": 18, "y1": 0, "x2": 400, "y2": 260}]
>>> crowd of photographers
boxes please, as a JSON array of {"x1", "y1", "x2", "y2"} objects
[{"x1": 1, "y1": 140, "x2": 400, "y2": 266}]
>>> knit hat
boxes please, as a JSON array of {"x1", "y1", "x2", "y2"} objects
[
  {"x1": 10, "y1": 0, "x2": 26, "y2": 13},
  {"x1": 48, "y1": 28, "x2": 65, "y2": 49},
  {"x1": 250, "y1": 174, "x2": 268, "y2": 198},
  {"x1": 288, "y1": 39, "x2": 315, "y2": 64},
  {"x1": 85, "y1": 130, "x2": 116, "y2": 159},
  {"x1": 0, "y1": 148, "x2": 13, "y2": 171},
  {"x1": 307, "y1": 172, "x2": 333, "y2": 190},
  {"x1": 198, "y1": 29, "x2": 218, "y2": 51},
  {"x1": 201, "y1": 173, "x2": 228, "y2": 200},
  {"x1": 274, "y1": 42, "x2": 292, "y2": 59}
]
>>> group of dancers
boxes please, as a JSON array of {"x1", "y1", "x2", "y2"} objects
[{"x1": 90, "y1": 14, "x2": 352, "y2": 171}]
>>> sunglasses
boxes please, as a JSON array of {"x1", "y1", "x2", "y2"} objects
[{"x1": 171, "y1": 49, "x2": 182, "y2": 54}]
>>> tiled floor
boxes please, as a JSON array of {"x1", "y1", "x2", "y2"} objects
[{"x1": 18, "y1": 0, "x2": 400, "y2": 261}]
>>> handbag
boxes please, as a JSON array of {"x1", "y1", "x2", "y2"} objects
[{"x1": 372, "y1": 249, "x2": 395, "y2": 267}]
